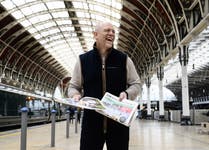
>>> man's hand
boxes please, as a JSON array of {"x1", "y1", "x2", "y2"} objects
[
  {"x1": 73, "y1": 94, "x2": 81, "y2": 101},
  {"x1": 119, "y1": 91, "x2": 127, "y2": 101}
]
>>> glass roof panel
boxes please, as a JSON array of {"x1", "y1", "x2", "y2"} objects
[
  {"x1": 72, "y1": 1, "x2": 88, "y2": 9},
  {"x1": 51, "y1": 11, "x2": 69, "y2": 18},
  {"x1": 56, "y1": 20, "x2": 72, "y2": 25},
  {"x1": 11, "y1": 10, "x2": 24, "y2": 19},
  {"x1": 79, "y1": 20, "x2": 92, "y2": 26},
  {"x1": 34, "y1": 33, "x2": 42, "y2": 40},
  {"x1": 1, "y1": 0, "x2": 16, "y2": 10},
  {"x1": 1, "y1": 0, "x2": 122, "y2": 75},
  {"x1": 11, "y1": 0, "x2": 25, "y2": 6},
  {"x1": 76, "y1": 12, "x2": 89, "y2": 18},
  {"x1": 83, "y1": 32, "x2": 94, "y2": 37},
  {"x1": 39, "y1": 39, "x2": 47, "y2": 45},
  {"x1": 34, "y1": 22, "x2": 56, "y2": 30},
  {"x1": 30, "y1": 3, "x2": 47, "y2": 13},
  {"x1": 20, "y1": 20, "x2": 32, "y2": 27},
  {"x1": 41, "y1": 28, "x2": 60, "y2": 36},
  {"x1": 45, "y1": 1, "x2": 65, "y2": 9},
  {"x1": 21, "y1": 5, "x2": 33, "y2": 15},
  {"x1": 46, "y1": 40, "x2": 66, "y2": 49},
  {"x1": 81, "y1": 26, "x2": 93, "y2": 32},
  {"x1": 27, "y1": 28, "x2": 37, "y2": 34},
  {"x1": 28, "y1": 14, "x2": 51, "y2": 24},
  {"x1": 60, "y1": 26, "x2": 74, "y2": 32},
  {"x1": 51, "y1": 45, "x2": 69, "y2": 52}
]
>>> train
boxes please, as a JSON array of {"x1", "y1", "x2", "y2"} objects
[{"x1": 0, "y1": 87, "x2": 70, "y2": 130}]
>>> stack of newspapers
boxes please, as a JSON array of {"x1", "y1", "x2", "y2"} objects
[{"x1": 63, "y1": 92, "x2": 138, "y2": 126}]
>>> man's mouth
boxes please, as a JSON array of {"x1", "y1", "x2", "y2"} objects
[{"x1": 106, "y1": 37, "x2": 113, "y2": 42}]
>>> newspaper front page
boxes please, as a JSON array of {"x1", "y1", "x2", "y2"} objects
[
  {"x1": 63, "y1": 92, "x2": 138, "y2": 126},
  {"x1": 98, "y1": 92, "x2": 138, "y2": 126}
]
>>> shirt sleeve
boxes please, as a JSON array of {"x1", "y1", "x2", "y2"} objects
[
  {"x1": 68, "y1": 57, "x2": 83, "y2": 98},
  {"x1": 126, "y1": 57, "x2": 142, "y2": 100}
]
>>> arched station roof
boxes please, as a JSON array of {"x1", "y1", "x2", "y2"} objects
[{"x1": 0, "y1": 0, "x2": 209, "y2": 97}]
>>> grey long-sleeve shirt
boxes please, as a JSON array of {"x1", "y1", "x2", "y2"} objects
[{"x1": 68, "y1": 56, "x2": 141, "y2": 100}]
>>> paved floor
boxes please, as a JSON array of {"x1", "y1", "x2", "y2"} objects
[{"x1": 0, "y1": 119, "x2": 209, "y2": 150}]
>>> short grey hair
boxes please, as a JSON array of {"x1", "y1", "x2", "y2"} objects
[{"x1": 94, "y1": 22, "x2": 113, "y2": 32}]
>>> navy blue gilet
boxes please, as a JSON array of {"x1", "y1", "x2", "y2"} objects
[{"x1": 80, "y1": 47, "x2": 127, "y2": 100}]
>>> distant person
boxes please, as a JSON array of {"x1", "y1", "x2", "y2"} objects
[
  {"x1": 68, "y1": 22, "x2": 141, "y2": 150},
  {"x1": 69, "y1": 106, "x2": 75, "y2": 123},
  {"x1": 168, "y1": 109, "x2": 171, "y2": 121},
  {"x1": 77, "y1": 108, "x2": 82, "y2": 123}
]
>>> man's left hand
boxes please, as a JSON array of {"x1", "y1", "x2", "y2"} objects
[{"x1": 119, "y1": 92, "x2": 127, "y2": 101}]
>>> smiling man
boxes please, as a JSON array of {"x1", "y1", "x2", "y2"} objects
[{"x1": 68, "y1": 22, "x2": 141, "y2": 150}]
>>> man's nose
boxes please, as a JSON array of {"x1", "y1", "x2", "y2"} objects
[{"x1": 108, "y1": 30, "x2": 115, "y2": 35}]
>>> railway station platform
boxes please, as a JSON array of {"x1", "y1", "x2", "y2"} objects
[{"x1": 0, "y1": 119, "x2": 209, "y2": 150}]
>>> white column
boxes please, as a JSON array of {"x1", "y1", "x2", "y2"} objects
[
  {"x1": 147, "y1": 85, "x2": 151, "y2": 116},
  {"x1": 181, "y1": 65, "x2": 190, "y2": 116},
  {"x1": 179, "y1": 45, "x2": 191, "y2": 125},
  {"x1": 159, "y1": 79, "x2": 164, "y2": 117},
  {"x1": 157, "y1": 66, "x2": 164, "y2": 120}
]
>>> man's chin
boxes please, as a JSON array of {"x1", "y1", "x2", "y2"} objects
[{"x1": 105, "y1": 43, "x2": 113, "y2": 49}]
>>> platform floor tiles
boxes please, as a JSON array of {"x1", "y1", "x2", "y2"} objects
[{"x1": 0, "y1": 119, "x2": 209, "y2": 150}]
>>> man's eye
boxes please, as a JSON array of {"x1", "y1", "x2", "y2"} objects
[{"x1": 104, "y1": 29, "x2": 115, "y2": 33}]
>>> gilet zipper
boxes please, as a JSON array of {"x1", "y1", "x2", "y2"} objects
[{"x1": 101, "y1": 56, "x2": 107, "y2": 134}]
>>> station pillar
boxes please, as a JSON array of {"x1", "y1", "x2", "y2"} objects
[
  {"x1": 145, "y1": 77, "x2": 151, "y2": 119},
  {"x1": 179, "y1": 45, "x2": 192, "y2": 125},
  {"x1": 157, "y1": 65, "x2": 165, "y2": 121}
]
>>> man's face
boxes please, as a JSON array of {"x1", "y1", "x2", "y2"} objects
[{"x1": 94, "y1": 23, "x2": 115, "y2": 51}]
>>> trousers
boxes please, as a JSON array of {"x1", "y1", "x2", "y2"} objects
[{"x1": 80, "y1": 110, "x2": 129, "y2": 150}]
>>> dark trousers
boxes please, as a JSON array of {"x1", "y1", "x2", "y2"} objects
[{"x1": 80, "y1": 110, "x2": 129, "y2": 150}]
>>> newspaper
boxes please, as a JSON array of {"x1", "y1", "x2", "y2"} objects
[
  {"x1": 62, "y1": 97, "x2": 105, "y2": 110},
  {"x1": 63, "y1": 92, "x2": 138, "y2": 126},
  {"x1": 98, "y1": 92, "x2": 138, "y2": 126}
]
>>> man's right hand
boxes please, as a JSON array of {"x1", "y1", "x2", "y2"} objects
[{"x1": 73, "y1": 94, "x2": 81, "y2": 101}]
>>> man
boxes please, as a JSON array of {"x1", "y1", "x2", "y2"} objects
[{"x1": 68, "y1": 22, "x2": 141, "y2": 150}]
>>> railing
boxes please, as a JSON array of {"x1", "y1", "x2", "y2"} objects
[{"x1": 20, "y1": 107, "x2": 82, "y2": 150}]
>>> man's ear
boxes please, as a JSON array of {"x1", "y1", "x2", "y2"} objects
[{"x1": 93, "y1": 31, "x2": 97, "y2": 39}]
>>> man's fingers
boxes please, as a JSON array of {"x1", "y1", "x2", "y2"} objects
[
  {"x1": 119, "y1": 92, "x2": 127, "y2": 101},
  {"x1": 73, "y1": 94, "x2": 81, "y2": 101}
]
